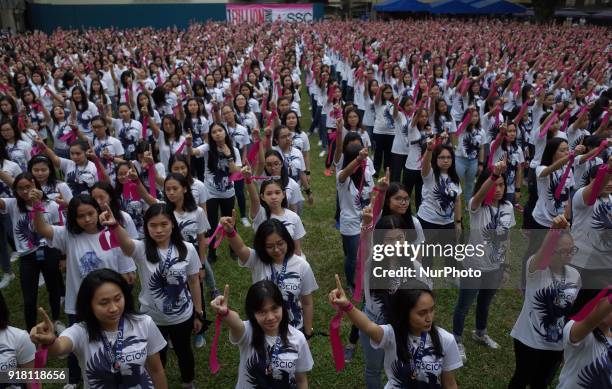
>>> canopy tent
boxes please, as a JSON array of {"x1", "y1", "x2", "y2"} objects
[{"x1": 373, "y1": 0, "x2": 526, "y2": 14}]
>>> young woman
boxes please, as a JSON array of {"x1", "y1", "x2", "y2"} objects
[
  {"x1": 32, "y1": 193, "x2": 136, "y2": 386},
  {"x1": 157, "y1": 114, "x2": 188, "y2": 169},
  {"x1": 417, "y1": 141, "x2": 462, "y2": 270},
  {"x1": 91, "y1": 116, "x2": 124, "y2": 184},
  {"x1": 270, "y1": 125, "x2": 310, "y2": 197},
  {"x1": 256, "y1": 149, "x2": 304, "y2": 214},
  {"x1": 49, "y1": 105, "x2": 74, "y2": 159},
  {"x1": 452, "y1": 162, "x2": 515, "y2": 363},
  {"x1": 489, "y1": 122, "x2": 525, "y2": 204},
  {"x1": 556, "y1": 287, "x2": 612, "y2": 389},
  {"x1": 0, "y1": 119, "x2": 32, "y2": 172},
  {"x1": 389, "y1": 96, "x2": 414, "y2": 183},
  {"x1": 0, "y1": 173, "x2": 64, "y2": 332},
  {"x1": 70, "y1": 87, "x2": 99, "y2": 140},
  {"x1": 28, "y1": 154, "x2": 73, "y2": 206},
  {"x1": 402, "y1": 107, "x2": 432, "y2": 210},
  {"x1": 372, "y1": 84, "x2": 396, "y2": 176},
  {"x1": 509, "y1": 215, "x2": 581, "y2": 389},
  {"x1": 35, "y1": 138, "x2": 99, "y2": 196},
  {"x1": 282, "y1": 110, "x2": 311, "y2": 175},
  {"x1": 29, "y1": 269, "x2": 168, "y2": 388},
  {"x1": 89, "y1": 78, "x2": 111, "y2": 117},
  {"x1": 182, "y1": 97, "x2": 210, "y2": 180},
  {"x1": 168, "y1": 154, "x2": 207, "y2": 210},
  {"x1": 219, "y1": 215, "x2": 317, "y2": 336},
  {"x1": 244, "y1": 168, "x2": 305, "y2": 256},
  {"x1": 99, "y1": 203, "x2": 203, "y2": 388},
  {"x1": 109, "y1": 103, "x2": 143, "y2": 161},
  {"x1": 210, "y1": 280, "x2": 314, "y2": 388},
  {"x1": 329, "y1": 275, "x2": 463, "y2": 388},
  {"x1": 0, "y1": 291, "x2": 36, "y2": 379},
  {"x1": 453, "y1": 107, "x2": 485, "y2": 207},
  {"x1": 192, "y1": 122, "x2": 242, "y2": 262},
  {"x1": 91, "y1": 181, "x2": 138, "y2": 239}
]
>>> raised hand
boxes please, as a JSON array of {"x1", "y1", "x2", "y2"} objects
[
  {"x1": 328, "y1": 274, "x2": 350, "y2": 309},
  {"x1": 219, "y1": 209, "x2": 236, "y2": 233},
  {"x1": 210, "y1": 284, "x2": 230, "y2": 316},
  {"x1": 29, "y1": 187, "x2": 43, "y2": 204},
  {"x1": 362, "y1": 206, "x2": 373, "y2": 227},
  {"x1": 29, "y1": 307, "x2": 56, "y2": 346},
  {"x1": 99, "y1": 203, "x2": 117, "y2": 226},
  {"x1": 377, "y1": 167, "x2": 390, "y2": 192},
  {"x1": 552, "y1": 215, "x2": 570, "y2": 229}
]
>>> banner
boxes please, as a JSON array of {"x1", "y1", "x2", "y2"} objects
[{"x1": 226, "y1": 4, "x2": 314, "y2": 24}]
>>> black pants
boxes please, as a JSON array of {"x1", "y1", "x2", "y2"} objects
[
  {"x1": 372, "y1": 133, "x2": 394, "y2": 176},
  {"x1": 404, "y1": 168, "x2": 424, "y2": 211},
  {"x1": 418, "y1": 217, "x2": 456, "y2": 270},
  {"x1": 158, "y1": 318, "x2": 195, "y2": 384},
  {"x1": 190, "y1": 155, "x2": 205, "y2": 181},
  {"x1": 205, "y1": 196, "x2": 235, "y2": 259},
  {"x1": 20, "y1": 246, "x2": 62, "y2": 331},
  {"x1": 390, "y1": 152, "x2": 407, "y2": 183},
  {"x1": 68, "y1": 314, "x2": 80, "y2": 384},
  {"x1": 508, "y1": 339, "x2": 562, "y2": 389},
  {"x1": 234, "y1": 179, "x2": 247, "y2": 218}
]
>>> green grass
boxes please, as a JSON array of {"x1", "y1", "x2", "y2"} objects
[{"x1": 5, "y1": 84, "x2": 538, "y2": 388}]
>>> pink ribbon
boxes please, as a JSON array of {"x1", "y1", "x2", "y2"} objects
[
  {"x1": 229, "y1": 172, "x2": 273, "y2": 183},
  {"x1": 93, "y1": 157, "x2": 107, "y2": 182},
  {"x1": 487, "y1": 135, "x2": 502, "y2": 170},
  {"x1": 455, "y1": 111, "x2": 472, "y2": 137},
  {"x1": 32, "y1": 345, "x2": 49, "y2": 389},
  {"x1": 142, "y1": 116, "x2": 148, "y2": 140},
  {"x1": 537, "y1": 229, "x2": 561, "y2": 270},
  {"x1": 124, "y1": 89, "x2": 130, "y2": 108},
  {"x1": 483, "y1": 174, "x2": 499, "y2": 206},
  {"x1": 123, "y1": 180, "x2": 141, "y2": 201},
  {"x1": 99, "y1": 226, "x2": 120, "y2": 251},
  {"x1": 175, "y1": 140, "x2": 187, "y2": 154},
  {"x1": 492, "y1": 107, "x2": 501, "y2": 129},
  {"x1": 560, "y1": 110, "x2": 571, "y2": 132},
  {"x1": 247, "y1": 141, "x2": 260, "y2": 167},
  {"x1": 326, "y1": 131, "x2": 337, "y2": 165},
  {"x1": 329, "y1": 308, "x2": 346, "y2": 372},
  {"x1": 587, "y1": 164, "x2": 609, "y2": 206},
  {"x1": 458, "y1": 77, "x2": 470, "y2": 95},
  {"x1": 539, "y1": 112, "x2": 559, "y2": 138},
  {"x1": 59, "y1": 125, "x2": 78, "y2": 144},
  {"x1": 147, "y1": 164, "x2": 157, "y2": 198},
  {"x1": 57, "y1": 204, "x2": 66, "y2": 226},
  {"x1": 554, "y1": 152, "x2": 575, "y2": 200},
  {"x1": 585, "y1": 139, "x2": 608, "y2": 162},
  {"x1": 209, "y1": 313, "x2": 224, "y2": 373},
  {"x1": 207, "y1": 224, "x2": 228, "y2": 249},
  {"x1": 571, "y1": 286, "x2": 612, "y2": 321},
  {"x1": 31, "y1": 144, "x2": 46, "y2": 156},
  {"x1": 27, "y1": 202, "x2": 46, "y2": 249}
]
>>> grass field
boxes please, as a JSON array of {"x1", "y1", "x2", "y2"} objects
[{"x1": 3, "y1": 85, "x2": 538, "y2": 389}]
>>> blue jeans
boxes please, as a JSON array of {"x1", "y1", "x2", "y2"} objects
[
  {"x1": 455, "y1": 156, "x2": 478, "y2": 207},
  {"x1": 452, "y1": 268, "x2": 503, "y2": 341},
  {"x1": 359, "y1": 307, "x2": 386, "y2": 389},
  {"x1": 341, "y1": 234, "x2": 360, "y2": 289}
]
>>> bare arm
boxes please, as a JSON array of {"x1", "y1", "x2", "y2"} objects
[
  {"x1": 145, "y1": 354, "x2": 168, "y2": 389},
  {"x1": 300, "y1": 294, "x2": 313, "y2": 338}
]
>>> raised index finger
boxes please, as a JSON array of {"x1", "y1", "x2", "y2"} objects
[
  {"x1": 38, "y1": 307, "x2": 52, "y2": 326},
  {"x1": 334, "y1": 274, "x2": 344, "y2": 292},
  {"x1": 223, "y1": 284, "x2": 230, "y2": 305}
]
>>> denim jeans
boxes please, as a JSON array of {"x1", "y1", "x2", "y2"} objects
[
  {"x1": 341, "y1": 234, "x2": 360, "y2": 289},
  {"x1": 452, "y1": 268, "x2": 504, "y2": 340},
  {"x1": 359, "y1": 307, "x2": 386, "y2": 389},
  {"x1": 455, "y1": 156, "x2": 478, "y2": 207}
]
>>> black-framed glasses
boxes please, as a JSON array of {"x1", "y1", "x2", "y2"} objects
[{"x1": 554, "y1": 246, "x2": 578, "y2": 256}]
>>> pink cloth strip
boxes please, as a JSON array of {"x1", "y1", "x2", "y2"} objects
[
  {"x1": 147, "y1": 164, "x2": 157, "y2": 198},
  {"x1": 537, "y1": 229, "x2": 561, "y2": 270},
  {"x1": 329, "y1": 308, "x2": 346, "y2": 372},
  {"x1": 587, "y1": 164, "x2": 608, "y2": 206},
  {"x1": 584, "y1": 139, "x2": 608, "y2": 162},
  {"x1": 99, "y1": 226, "x2": 120, "y2": 251},
  {"x1": 571, "y1": 287, "x2": 612, "y2": 322},
  {"x1": 554, "y1": 153, "x2": 575, "y2": 200},
  {"x1": 539, "y1": 112, "x2": 559, "y2": 138},
  {"x1": 209, "y1": 314, "x2": 224, "y2": 373}
]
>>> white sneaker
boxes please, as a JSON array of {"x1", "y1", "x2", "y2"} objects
[
  {"x1": 240, "y1": 217, "x2": 251, "y2": 228},
  {"x1": 457, "y1": 342, "x2": 467, "y2": 363},
  {"x1": 318, "y1": 150, "x2": 326, "y2": 158},
  {"x1": 472, "y1": 330, "x2": 500, "y2": 349},
  {"x1": 194, "y1": 334, "x2": 206, "y2": 348},
  {"x1": 317, "y1": 140, "x2": 322, "y2": 147},
  {"x1": 168, "y1": 339, "x2": 173, "y2": 349},
  {"x1": 63, "y1": 384, "x2": 78, "y2": 389},
  {"x1": 54, "y1": 320, "x2": 67, "y2": 335},
  {"x1": 39, "y1": 274, "x2": 45, "y2": 287},
  {"x1": 10, "y1": 251, "x2": 19, "y2": 263},
  {"x1": 0, "y1": 273, "x2": 15, "y2": 289}
]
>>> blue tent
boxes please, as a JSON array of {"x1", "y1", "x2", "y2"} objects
[
  {"x1": 469, "y1": 0, "x2": 526, "y2": 14},
  {"x1": 428, "y1": 0, "x2": 480, "y2": 14},
  {"x1": 374, "y1": 0, "x2": 431, "y2": 12}
]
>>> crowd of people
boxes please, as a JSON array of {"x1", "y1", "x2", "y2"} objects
[{"x1": 0, "y1": 17, "x2": 609, "y2": 389}]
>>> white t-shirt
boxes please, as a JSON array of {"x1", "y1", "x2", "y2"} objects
[
  {"x1": 533, "y1": 164, "x2": 574, "y2": 228},
  {"x1": 464, "y1": 199, "x2": 515, "y2": 271},
  {"x1": 227, "y1": 123, "x2": 250, "y2": 150},
  {"x1": 571, "y1": 189, "x2": 612, "y2": 270},
  {"x1": 59, "y1": 158, "x2": 98, "y2": 196},
  {"x1": 251, "y1": 207, "x2": 305, "y2": 241},
  {"x1": 111, "y1": 118, "x2": 143, "y2": 159},
  {"x1": 49, "y1": 226, "x2": 136, "y2": 314},
  {"x1": 455, "y1": 128, "x2": 485, "y2": 160},
  {"x1": 41, "y1": 181, "x2": 73, "y2": 204},
  {"x1": 272, "y1": 146, "x2": 305, "y2": 183},
  {"x1": 93, "y1": 135, "x2": 124, "y2": 183},
  {"x1": 573, "y1": 155, "x2": 602, "y2": 190},
  {"x1": 291, "y1": 131, "x2": 310, "y2": 154},
  {"x1": 155, "y1": 132, "x2": 187, "y2": 170},
  {"x1": 336, "y1": 163, "x2": 374, "y2": 236},
  {"x1": 131, "y1": 240, "x2": 200, "y2": 326},
  {"x1": 0, "y1": 160, "x2": 22, "y2": 198},
  {"x1": 373, "y1": 101, "x2": 396, "y2": 135},
  {"x1": 510, "y1": 256, "x2": 581, "y2": 350},
  {"x1": 0, "y1": 326, "x2": 35, "y2": 374},
  {"x1": 51, "y1": 121, "x2": 73, "y2": 152},
  {"x1": 285, "y1": 178, "x2": 304, "y2": 206},
  {"x1": 556, "y1": 320, "x2": 612, "y2": 389},
  {"x1": 1, "y1": 198, "x2": 59, "y2": 255},
  {"x1": 5, "y1": 140, "x2": 31, "y2": 172},
  {"x1": 174, "y1": 207, "x2": 210, "y2": 245},
  {"x1": 231, "y1": 321, "x2": 313, "y2": 389},
  {"x1": 391, "y1": 113, "x2": 411, "y2": 155},
  {"x1": 190, "y1": 179, "x2": 208, "y2": 205},
  {"x1": 61, "y1": 315, "x2": 166, "y2": 389},
  {"x1": 196, "y1": 143, "x2": 242, "y2": 199},
  {"x1": 74, "y1": 102, "x2": 100, "y2": 139},
  {"x1": 371, "y1": 324, "x2": 463, "y2": 389},
  {"x1": 530, "y1": 131, "x2": 567, "y2": 169},
  {"x1": 240, "y1": 249, "x2": 318, "y2": 330},
  {"x1": 417, "y1": 171, "x2": 462, "y2": 225}
]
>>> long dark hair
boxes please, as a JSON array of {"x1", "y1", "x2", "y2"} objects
[
  {"x1": 342, "y1": 141, "x2": 369, "y2": 191},
  {"x1": 540, "y1": 138, "x2": 568, "y2": 167},
  {"x1": 91, "y1": 181, "x2": 126, "y2": 226},
  {"x1": 136, "y1": 92, "x2": 155, "y2": 123},
  {"x1": 28, "y1": 155, "x2": 59, "y2": 188},
  {"x1": 143, "y1": 203, "x2": 187, "y2": 264},
  {"x1": 259, "y1": 179, "x2": 288, "y2": 220},
  {"x1": 245, "y1": 280, "x2": 290, "y2": 358},
  {"x1": 253, "y1": 219, "x2": 295, "y2": 265},
  {"x1": 208, "y1": 122, "x2": 235, "y2": 174},
  {"x1": 12, "y1": 173, "x2": 46, "y2": 213},
  {"x1": 388, "y1": 284, "x2": 443, "y2": 365},
  {"x1": 473, "y1": 168, "x2": 510, "y2": 206},
  {"x1": 71, "y1": 87, "x2": 89, "y2": 112},
  {"x1": 66, "y1": 194, "x2": 102, "y2": 235},
  {"x1": 431, "y1": 144, "x2": 460, "y2": 184},
  {"x1": 263, "y1": 150, "x2": 289, "y2": 190},
  {"x1": 75, "y1": 269, "x2": 137, "y2": 342},
  {"x1": 163, "y1": 173, "x2": 197, "y2": 213},
  {"x1": 382, "y1": 183, "x2": 417, "y2": 242},
  {"x1": 168, "y1": 154, "x2": 194, "y2": 185},
  {"x1": 161, "y1": 114, "x2": 182, "y2": 145}
]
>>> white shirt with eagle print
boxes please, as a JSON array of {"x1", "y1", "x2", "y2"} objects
[
  {"x1": 61, "y1": 314, "x2": 166, "y2": 389},
  {"x1": 417, "y1": 170, "x2": 462, "y2": 225},
  {"x1": 1, "y1": 198, "x2": 59, "y2": 255},
  {"x1": 533, "y1": 164, "x2": 574, "y2": 228},
  {"x1": 0, "y1": 326, "x2": 35, "y2": 380},
  {"x1": 251, "y1": 207, "x2": 306, "y2": 242},
  {"x1": 571, "y1": 188, "x2": 612, "y2": 271},
  {"x1": 371, "y1": 324, "x2": 463, "y2": 389},
  {"x1": 230, "y1": 321, "x2": 313, "y2": 389}
]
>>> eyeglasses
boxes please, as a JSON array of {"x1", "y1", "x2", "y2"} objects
[
  {"x1": 392, "y1": 197, "x2": 410, "y2": 204},
  {"x1": 437, "y1": 156, "x2": 453, "y2": 160},
  {"x1": 265, "y1": 161, "x2": 282, "y2": 167},
  {"x1": 554, "y1": 246, "x2": 578, "y2": 256},
  {"x1": 265, "y1": 240, "x2": 287, "y2": 251}
]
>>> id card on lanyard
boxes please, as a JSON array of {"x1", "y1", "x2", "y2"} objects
[
  {"x1": 270, "y1": 257, "x2": 289, "y2": 289},
  {"x1": 100, "y1": 316, "x2": 125, "y2": 384},
  {"x1": 408, "y1": 332, "x2": 428, "y2": 379},
  {"x1": 265, "y1": 336, "x2": 283, "y2": 376}
]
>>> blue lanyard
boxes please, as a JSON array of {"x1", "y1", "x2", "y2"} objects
[
  {"x1": 160, "y1": 244, "x2": 174, "y2": 276},
  {"x1": 408, "y1": 332, "x2": 427, "y2": 379},
  {"x1": 100, "y1": 316, "x2": 124, "y2": 372},
  {"x1": 270, "y1": 257, "x2": 288, "y2": 289},
  {"x1": 265, "y1": 336, "x2": 282, "y2": 376}
]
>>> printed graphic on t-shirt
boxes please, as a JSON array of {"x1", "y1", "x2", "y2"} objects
[
  {"x1": 576, "y1": 348, "x2": 611, "y2": 389},
  {"x1": 78, "y1": 251, "x2": 103, "y2": 277},
  {"x1": 15, "y1": 215, "x2": 42, "y2": 249},
  {"x1": 481, "y1": 208, "x2": 511, "y2": 265},
  {"x1": 244, "y1": 344, "x2": 299, "y2": 388},
  {"x1": 462, "y1": 132, "x2": 481, "y2": 160},
  {"x1": 148, "y1": 257, "x2": 191, "y2": 316},
  {"x1": 546, "y1": 172, "x2": 568, "y2": 217},
  {"x1": 0, "y1": 345, "x2": 17, "y2": 371},
  {"x1": 591, "y1": 201, "x2": 612, "y2": 250},
  {"x1": 530, "y1": 281, "x2": 579, "y2": 343},
  {"x1": 433, "y1": 176, "x2": 458, "y2": 218},
  {"x1": 389, "y1": 346, "x2": 443, "y2": 388},
  {"x1": 66, "y1": 168, "x2": 96, "y2": 195}
]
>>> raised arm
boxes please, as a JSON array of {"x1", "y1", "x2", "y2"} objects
[
  {"x1": 219, "y1": 210, "x2": 251, "y2": 264},
  {"x1": 99, "y1": 204, "x2": 136, "y2": 257},
  {"x1": 210, "y1": 284, "x2": 246, "y2": 342},
  {"x1": 421, "y1": 137, "x2": 435, "y2": 178},
  {"x1": 338, "y1": 147, "x2": 368, "y2": 184},
  {"x1": 242, "y1": 166, "x2": 260, "y2": 219},
  {"x1": 528, "y1": 215, "x2": 569, "y2": 273}
]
